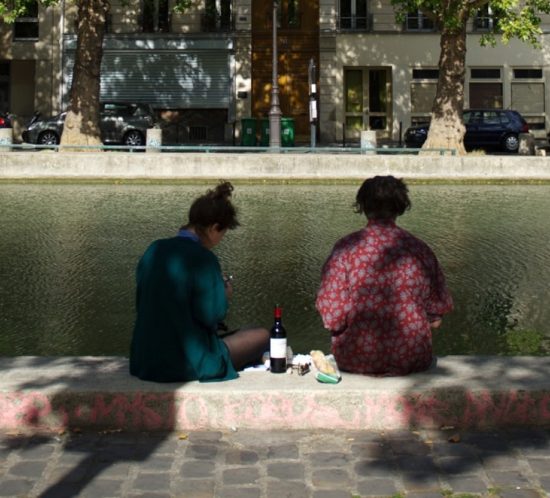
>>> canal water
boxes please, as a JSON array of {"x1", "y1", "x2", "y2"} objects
[{"x1": 1, "y1": 182, "x2": 549, "y2": 357}]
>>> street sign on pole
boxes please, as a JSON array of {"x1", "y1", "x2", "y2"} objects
[{"x1": 308, "y1": 58, "x2": 317, "y2": 148}]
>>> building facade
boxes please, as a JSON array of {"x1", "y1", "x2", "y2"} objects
[{"x1": 1, "y1": 0, "x2": 550, "y2": 145}]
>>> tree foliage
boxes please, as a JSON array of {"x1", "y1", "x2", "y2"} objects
[{"x1": 390, "y1": 0, "x2": 550, "y2": 154}]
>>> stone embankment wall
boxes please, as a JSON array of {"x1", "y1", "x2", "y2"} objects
[{"x1": 0, "y1": 152, "x2": 550, "y2": 180}]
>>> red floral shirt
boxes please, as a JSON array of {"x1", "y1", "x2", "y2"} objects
[{"x1": 316, "y1": 219, "x2": 453, "y2": 376}]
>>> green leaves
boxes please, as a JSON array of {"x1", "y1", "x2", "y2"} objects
[{"x1": 391, "y1": 0, "x2": 550, "y2": 46}]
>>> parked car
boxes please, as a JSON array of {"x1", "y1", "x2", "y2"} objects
[
  {"x1": 22, "y1": 102, "x2": 157, "y2": 146},
  {"x1": 0, "y1": 112, "x2": 12, "y2": 128},
  {"x1": 404, "y1": 109, "x2": 530, "y2": 153}
]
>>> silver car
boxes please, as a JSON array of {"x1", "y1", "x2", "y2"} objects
[{"x1": 22, "y1": 102, "x2": 157, "y2": 146}]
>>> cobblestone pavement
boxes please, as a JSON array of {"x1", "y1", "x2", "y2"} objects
[{"x1": 0, "y1": 428, "x2": 549, "y2": 498}]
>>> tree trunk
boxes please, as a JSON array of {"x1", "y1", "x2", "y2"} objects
[
  {"x1": 422, "y1": 22, "x2": 467, "y2": 155},
  {"x1": 60, "y1": 0, "x2": 108, "y2": 151}
]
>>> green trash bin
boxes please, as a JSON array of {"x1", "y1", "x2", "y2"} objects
[
  {"x1": 281, "y1": 117, "x2": 295, "y2": 147},
  {"x1": 241, "y1": 118, "x2": 257, "y2": 146},
  {"x1": 259, "y1": 118, "x2": 270, "y2": 146}
]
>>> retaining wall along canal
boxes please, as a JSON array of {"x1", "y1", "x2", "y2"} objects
[{"x1": 1, "y1": 152, "x2": 550, "y2": 180}]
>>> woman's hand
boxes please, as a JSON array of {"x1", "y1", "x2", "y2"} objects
[{"x1": 223, "y1": 274, "x2": 233, "y2": 301}]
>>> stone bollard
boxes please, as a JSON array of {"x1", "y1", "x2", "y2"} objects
[
  {"x1": 360, "y1": 130, "x2": 377, "y2": 155},
  {"x1": 0, "y1": 127, "x2": 13, "y2": 152},
  {"x1": 146, "y1": 128, "x2": 162, "y2": 153},
  {"x1": 518, "y1": 133, "x2": 535, "y2": 155}
]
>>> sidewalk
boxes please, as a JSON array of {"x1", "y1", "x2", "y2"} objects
[{"x1": 1, "y1": 427, "x2": 549, "y2": 497}]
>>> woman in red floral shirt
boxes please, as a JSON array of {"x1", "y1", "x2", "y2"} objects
[{"x1": 316, "y1": 176, "x2": 453, "y2": 376}]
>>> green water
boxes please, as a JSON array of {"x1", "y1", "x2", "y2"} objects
[{"x1": 1, "y1": 183, "x2": 549, "y2": 356}]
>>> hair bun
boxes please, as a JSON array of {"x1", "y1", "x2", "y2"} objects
[{"x1": 211, "y1": 180, "x2": 234, "y2": 200}]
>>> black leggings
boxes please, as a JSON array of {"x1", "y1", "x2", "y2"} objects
[{"x1": 221, "y1": 326, "x2": 270, "y2": 371}]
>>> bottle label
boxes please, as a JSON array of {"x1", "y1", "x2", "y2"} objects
[{"x1": 270, "y1": 338, "x2": 287, "y2": 359}]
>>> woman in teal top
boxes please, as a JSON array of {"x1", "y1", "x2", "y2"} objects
[{"x1": 130, "y1": 181, "x2": 269, "y2": 382}]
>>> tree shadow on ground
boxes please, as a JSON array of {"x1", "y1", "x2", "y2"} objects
[{"x1": 0, "y1": 356, "x2": 183, "y2": 497}]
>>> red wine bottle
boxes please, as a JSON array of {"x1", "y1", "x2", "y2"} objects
[{"x1": 270, "y1": 305, "x2": 287, "y2": 373}]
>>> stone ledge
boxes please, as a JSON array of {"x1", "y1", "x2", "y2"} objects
[
  {"x1": 0, "y1": 356, "x2": 549, "y2": 433},
  {"x1": 2, "y1": 152, "x2": 550, "y2": 180}
]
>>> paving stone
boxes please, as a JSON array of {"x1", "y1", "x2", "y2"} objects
[
  {"x1": 267, "y1": 462, "x2": 305, "y2": 480},
  {"x1": 401, "y1": 471, "x2": 443, "y2": 491},
  {"x1": 78, "y1": 477, "x2": 124, "y2": 496},
  {"x1": 526, "y1": 458, "x2": 550, "y2": 475},
  {"x1": 218, "y1": 487, "x2": 262, "y2": 498},
  {"x1": 311, "y1": 468, "x2": 352, "y2": 488},
  {"x1": 309, "y1": 451, "x2": 351, "y2": 466},
  {"x1": 93, "y1": 461, "x2": 133, "y2": 478},
  {"x1": 431, "y1": 441, "x2": 481, "y2": 458},
  {"x1": 312, "y1": 490, "x2": 352, "y2": 498},
  {"x1": 445, "y1": 475, "x2": 488, "y2": 493},
  {"x1": 405, "y1": 492, "x2": 445, "y2": 498},
  {"x1": 388, "y1": 438, "x2": 431, "y2": 455},
  {"x1": 266, "y1": 443, "x2": 299, "y2": 459},
  {"x1": 132, "y1": 472, "x2": 171, "y2": 492},
  {"x1": 266, "y1": 480, "x2": 310, "y2": 498},
  {"x1": 39, "y1": 481, "x2": 83, "y2": 498},
  {"x1": 185, "y1": 444, "x2": 218, "y2": 460},
  {"x1": 138, "y1": 455, "x2": 174, "y2": 472},
  {"x1": 188, "y1": 431, "x2": 223, "y2": 443},
  {"x1": 19, "y1": 443, "x2": 57, "y2": 460},
  {"x1": 222, "y1": 467, "x2": 260, "y2": 485},
  {"x1": 356, "y1": 477, "x2": 399, "y2": 496},
  {"x1": 0, "y1": 478, "x2": 35, "y2": 496},
  {"x1": 437, "y1": 455, "x2": 484, "y2": 475},
  {"x1": 498, "y1": 489, "x2": 543, "y2": 498},
  {"x1": 395, "y1": 455, "x2": 439, "y2": 473},
  {"x1": 8, "y1": 459, "x2": 48, "y2": 477},
  {"x1": 172, "y1": 478, "x2": 215, "y2": 497},
  {"x1": 180, "y1": 460, "x2": 216, "y2": 478},
  {"x1": 485, "y1": 470, "x2": 532, "y2": 487},
  {"x1": 481, "y1": 453, "x2": 522, "y2": 469},
  {"x1": 48, "y1": 463, "x2": 93, "y2": 483},
  {"x1": 351, "y1": 442, "x2": 392, "y2": 459},
  {"x1": 127, "y1": 493, "x2": 172, "y2": 498},
  {"x1": 225, "y1": 449, "x2": 259, "y2": 465},
  {"x1": 462, "y1": 433, "x2": 512, "y2": 452},
  {"x1": 538, "y1": 475, "x2": 550, "y2": 492},
  {"x1": 354, "y1": 459, "x2": 398, "y2": 478}
]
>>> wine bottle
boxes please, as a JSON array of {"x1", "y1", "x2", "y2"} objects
[{"x1": 270, "y1": 305, "x2": 287, "y2": 373}]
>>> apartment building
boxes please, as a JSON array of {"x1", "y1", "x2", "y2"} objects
[{"x1": 1, "y1": 0, "x2": 549, "y2": 145}]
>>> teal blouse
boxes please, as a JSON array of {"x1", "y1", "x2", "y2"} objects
[{"x1": 130, "y1": 236, "x2": 238, "y2": 382}]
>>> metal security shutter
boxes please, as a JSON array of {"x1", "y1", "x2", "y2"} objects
[{"x1": 63, "y1": 49, "x2": 230, "y2": 109}]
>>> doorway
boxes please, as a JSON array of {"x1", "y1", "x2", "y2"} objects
[{"x1": 344, "y1": 67, "x2": 392, "y2": 141}]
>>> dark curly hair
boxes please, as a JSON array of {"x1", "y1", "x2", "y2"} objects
[
  {"x1": 183, "y1": 180, "x2": 240, "y2": 232},
  {"x1": 355, "y1": 175, "x2": 411, "y2": 219}
]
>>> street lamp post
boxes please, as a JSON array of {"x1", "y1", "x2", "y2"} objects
[{"x1": 269, "y1": 0, "x2": 281, "y2": 148}]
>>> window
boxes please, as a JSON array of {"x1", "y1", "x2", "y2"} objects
[
  {"x1": 14, "y1": 0, "x2": 39, "y2": 40},
  {"x1": 202, "y1": 0, "x2": 232, "y2": 31},
  {"x1": 474, "y1": 5, "x2": 495, "y2": 31},
  {"x1": 514, "y1": 68, "x2": 543, "y2": 79},
  {"x1": 471, "y1": 68, "x2": 500, "y2": 79},
  {"x1": 142, "y1": 0, "x2": 170, "y2": 33},
  {"x1": 405, "y1": 11, "x2": 434, "y2": 31},
  {"x1": 0, "y1": 63, "x2": 9, "y2": 113},
  {"x1": 339, "y1": 0, "x2": 368, "y2": 30},
  {"x1": 411, "y1": 68, "x2": 438, "y2": 115},
  {"x1": 512, "y1": 67, "x2": 545, "y2": 129},
  {"x1": 469, "y1": 68, "x2": 502, "y2": 108}
]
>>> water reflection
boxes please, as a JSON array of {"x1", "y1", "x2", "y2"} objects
[{"x1": 0, "y1": 183, "x2": 549, "y2": 356}]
